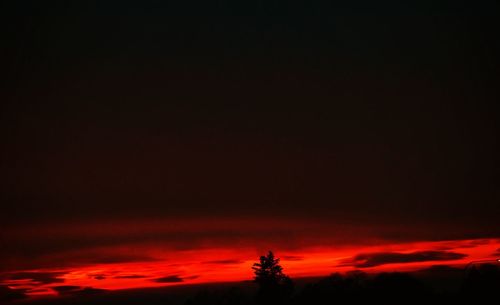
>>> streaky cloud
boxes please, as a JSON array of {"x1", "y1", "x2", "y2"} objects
[{"x1": 343, "y1": 251, "x2": 468, "y2": 268}]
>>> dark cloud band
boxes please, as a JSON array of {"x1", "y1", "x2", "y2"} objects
[{"x1": 343, "y1": 251, "x2": 468, "y2": 268}]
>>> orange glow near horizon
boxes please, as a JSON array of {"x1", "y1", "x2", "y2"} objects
[{"x1": 2, "y1": 238, "x2": 499, "y2": 299}]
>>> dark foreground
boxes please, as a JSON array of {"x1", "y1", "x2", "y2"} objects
[{"x1": 2, "y1": 264, "x2": 499, "y2": 305}]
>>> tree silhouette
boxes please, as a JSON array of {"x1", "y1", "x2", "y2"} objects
[
  {"x1": 252, "y1": 251, "x2": 294, "y2": 304},
  {"x1": 461, "y1": 263, "x2": 500, "y2": 302}
]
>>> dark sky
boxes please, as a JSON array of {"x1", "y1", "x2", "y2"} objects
[{"x1": 1, "y1": 1, "x2": 499, "y2": 240}]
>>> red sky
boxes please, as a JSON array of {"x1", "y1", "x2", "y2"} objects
[
  {"x1": 2, "y1": 3, "x2": 499, "y2": 302},
  {"x1": 2, "y1": 218, "x2": 499, "y2": 299}
]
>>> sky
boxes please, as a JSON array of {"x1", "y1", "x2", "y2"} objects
[{"x1": 1, "y1": 1, "x2": 499, "y2": 300}]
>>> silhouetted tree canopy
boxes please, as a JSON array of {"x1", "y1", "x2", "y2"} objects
[
  {"x1": 253, "y1": 251, "x2": 287, "y2": 286},
  {"x1": 185, "y1": 287, "x2": 243, "y2": 305},
  {"x1": 252, "y1": 251, "x2": 294, "y2": 305},
  {"x1": 461, "y1": 263, "x2": 500, "y2": 302}
]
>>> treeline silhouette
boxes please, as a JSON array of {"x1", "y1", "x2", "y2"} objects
[{"x1": 185, "y1": 251, "x2": 500, "y2": 305}]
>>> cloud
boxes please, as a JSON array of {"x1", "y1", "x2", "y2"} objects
[
  {"x1": 52, "y1": 285, "x2": 106, "y2": 296},
  {"x1": 114, "y1": 274, "x2": 148, "y2": 279},
  {"x1": 202, "y1": 259, "x2": 243, "y2": 265},
  {"x1": 52, "y1": 286, "x2": 81, "y2": 294},
  {"x1": 25, "y1": 288, "x2": 51, "y2": 294},
  {"x1": 3, "y1": 217, "x2": 498, "y2": 273},
  {"x1": 432, "y1": 239, "x2": 492, "y2": 251},
  {"x1": 0, "y1": 285, "x2": 27, "y2": 301},
  {"x1": 183, "y1": 275, "x2": 200, "y2": 280},
  {"x1": 343, "y1": 251, "x2": 467, "y2": 268},
  {"x1": 0, "y1": 247, "x2": 160, "y2": 272},
  {"x1": 87, "y1": 254, "x2": 160, "y2": 264},
  {"x1": 5, "y1": 271, "x2": 66, "y2": 284},
  {"x1": 152, "y1": 275, "x2": 184, "y2": 283},
  {"x1": 78, "y1": 287, "x2": 107, "y2": 295},
  {"x1": 468, "y1": 239, "x2": 490, "y2": 246},
  {"x1": 281, "y1": 255, "x2": 304, "y2": 261}
]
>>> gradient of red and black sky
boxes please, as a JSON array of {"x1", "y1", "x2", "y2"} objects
[{"x1": 1, "y1": 1, "x2": 499, "y2": 300}]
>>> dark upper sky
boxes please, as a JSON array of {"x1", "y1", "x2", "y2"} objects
[{"x1": 1, "y1": 1, "x2": 499, "y2": 238}]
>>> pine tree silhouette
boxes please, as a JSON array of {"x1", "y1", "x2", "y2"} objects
[{"x1": 252, "y1": 251, "x2": 294, "y2": 305}]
